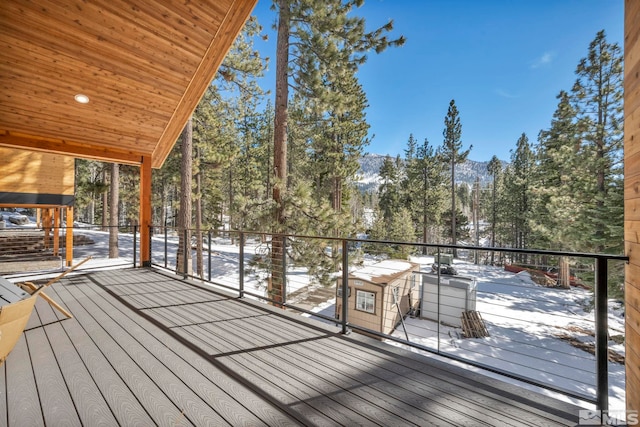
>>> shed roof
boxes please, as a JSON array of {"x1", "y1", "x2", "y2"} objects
[
  {"x1": 350, "y1": 260, "x2": 419, "y2": 285},
  {"x1": 0, "y1": 0, "x2": 257, "y2": 168}
]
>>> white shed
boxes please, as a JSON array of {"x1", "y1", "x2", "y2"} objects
[{"x1": 420, "y1": 273, "x2": 477, "y2": 327}]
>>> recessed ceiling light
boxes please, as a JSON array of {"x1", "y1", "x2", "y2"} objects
[{"x1": 74, "y1": 94, "x2": 90, "y2": 104}]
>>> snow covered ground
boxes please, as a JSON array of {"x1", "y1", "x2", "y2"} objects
[
  {"x1": 304, "y1": 258, "x2": 626, "y2": 413},
  {"x1": 396, "y1": 258, "x2": 625, "y2": 411},
  {"x1": 1, "y1": 217, "x2": 626, "y2": 412}
]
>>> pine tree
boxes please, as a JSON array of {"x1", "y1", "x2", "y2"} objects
[
  {"x1": 388, "y1": 208, "x2": 416, "y2": 259},
  {"x1": 269, "y1": 0, "x2": 404, "y2": 303},
  {"x1": 152, "y1": 143, "x2": 180, "y2": 229},
  {"x1": 531, "y1": 91, "x2": 582, "y2": 251},
  {"x1": 74, "y1": 160, "x2": 109, "y2": 224},
  {"x1": 486, "y1": 155, "x2": 502, "y2": 263},
  {"x1": 504, "y1": 133, "x2": 533, "y2": 253},
  {"x1": 404, "y1": 136, "x2": 447, "y2": 250},
  {"x1": 108, "y1": 162, "x2": 119, "y2": 258},
  {"x1": 176, "y1": 118, "x2": 193, "y2": 275},
  {"x1": 570, "y1": 30, "x2": 623, "y2": 253},
  {"x1": 441, "y1": 100, "x2": 471, "y2": 255},
  {"x1": 441, "y1": 208, "x2": 470, "y2": 242},
  {"x1": 401, "y1": 134, "x2": 418, "y2": 214},
  {"x1": 378, "y1": 155, "x2": 403, "y2": 224}
]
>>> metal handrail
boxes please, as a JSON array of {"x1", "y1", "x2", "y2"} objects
[{"x1": 148, "y1": 225, "x2": 628, "y2": 412}]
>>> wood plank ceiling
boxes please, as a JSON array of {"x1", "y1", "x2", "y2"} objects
[{"x1": 0, "y1": 0, "x2": 257, "y2": 168}]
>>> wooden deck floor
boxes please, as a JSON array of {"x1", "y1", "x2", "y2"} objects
[{"x1": 1, "y1": 268, "x2": 584, "y2": 426}]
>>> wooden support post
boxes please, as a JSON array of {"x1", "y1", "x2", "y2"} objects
[
  {"x1": 53, "y1": 207, "x2": 60, "y2": 256},
  {"x1": 140, "y1": 156, "x2": 152, "y2": 267},
  {"x1": 43, "y1": 208, "x2": 51, "y2": 249},
  {"x1": 65, "y1": 206, "x2": 73, "y2": 267}
]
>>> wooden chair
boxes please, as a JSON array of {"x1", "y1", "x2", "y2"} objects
[{"x1": 0, "y1": 257, "x2": 90, "y2": 364}]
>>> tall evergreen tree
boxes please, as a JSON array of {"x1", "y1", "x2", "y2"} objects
[
  {"x1": 404, "y1": 136, "x2": 447, "y2": 250},
  {"x1": 486, "y1": 155, "x2": 502, "y2": 263},
  {"x1": 269, "y1": 0, "x2": 404, "y2": 301},
  {"x1": 400, "y1": 134, "x2": 418, "y2": 219},
  {"x1": 74, "y1": 161, "x2": 109, "y2": 225},
  {"x1": 441, "y1": 100, "x2": 471, "y2": 255},
  {"x1": 377, "y1": 155, "x2": 403, "y2": 224},
  {"x1": 176, "y1": 118, "x2": 193, "y2": 275},
  {"x1": 504, "y1": 133, "x2": 533, "y2": 252},
  {"x1": 108, "y1": 162, "x2": 119, "y2": 258},
  {"x1": 570, "y1": 30, "x2": 623, "y2": 253},
  {"x1": 531, "y1": 91, "x2": 582, "y2": 250}
]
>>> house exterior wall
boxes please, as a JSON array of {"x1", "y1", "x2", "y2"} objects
[
  {"x1": 625, "y1": 0, "x2": 640, "y2": 413},
  {"x1": 0, "y1": 147, "x2": 74, "y2": 206}
]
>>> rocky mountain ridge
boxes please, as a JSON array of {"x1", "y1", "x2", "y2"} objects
[{"x1": 356, "y1": 153, "x2": 506, "y2": 192}]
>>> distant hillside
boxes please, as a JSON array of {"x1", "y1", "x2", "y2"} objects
[{"x1": 355, "y1": 153, "x2": 507, "y2": 192}]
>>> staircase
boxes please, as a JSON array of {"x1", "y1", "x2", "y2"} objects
[{"x1": 0, "y1": 231, "x2": 94, "y2": 274}]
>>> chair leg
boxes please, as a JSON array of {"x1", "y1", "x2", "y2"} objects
[{"x1": 19, "y1": 282, "x2": 73, "y2": 319}]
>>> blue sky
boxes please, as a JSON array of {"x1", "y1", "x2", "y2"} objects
[{"x1": 251, "y1": 1, "x2": 623, "y2": 162}]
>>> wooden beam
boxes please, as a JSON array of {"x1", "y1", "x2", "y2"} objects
[
  {"x1": 139, "y1": 155, "x2": 152, "y2": 267},
  {"x1": 65, "y1": 206, "x2": 73, "y2": 267},
  {"x1": 0, "y1": 132, "x2": 145, "y2": 166}
]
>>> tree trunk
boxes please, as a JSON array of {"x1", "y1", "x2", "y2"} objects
[
  {"x1": 559, "y1": 256, "x2": 571, "y2": 289},
  {"x1": 331, "y1": 175, "x2": 342, "y2": 268},
  {"x1": 422, "y1": 170, "x2": 428, "y2": 255},
  {"x1": 228, "y1": 163, "x2": 234, "y2": 245},
  {"x1": 101, "y1": 168, "x2": 108, "y2": 231},
  {"x1": 195, "y1": 151, "x2": 204, "y2": 279},
  {"x1": 473, "y1": 176, "x2": 480, "y2": 264},
  {"x1": 451, "y1": 158, "x2": 457, "y2": 257},
  {"x1": 491, "y1": 178, "x2": 496, "y2": 265},
  {"x1": 177, "y1": 117, "x2": 193, "y2": 276},
  {"x1": 108, "y1": 162, "x2": 119, "y2": 258},
  {"x1": 88, "y1": 199, "x2": 95, "y2": 225},
  {"x1": 269, "y1": 0, "x2": 290, "y2": 307}
]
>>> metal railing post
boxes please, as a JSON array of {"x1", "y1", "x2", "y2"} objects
[
  {"x1": 341, "y1": 239, "x2": 349, "y2": 334},
  {"x1": 133, "y1": 225, "x2": 137, "y2": 267},
  {"x1": 436, "y1": 246, "x2": 441, "y2": 354},
  {"x1": 208, "y1": 229, "x2": 212, "y2": 282},
  {"x1": 281, "y1": 236, "x2": 287, "y2": 306},
  {"x1": 164, "y1": 226, "x2": 168, "y2": 269},
  {"x1": 239, "y1": 232, "x2": 245, "y2": 298},
  {"x1": 183, "y1": 228, "x2": 188, "y2": 279},
  {"x1": 148, "y1": 225, "x2": 152, "y2": 266},
  {"x1": 595, "y1": 257, "x2": 609, "y2": 414}
]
